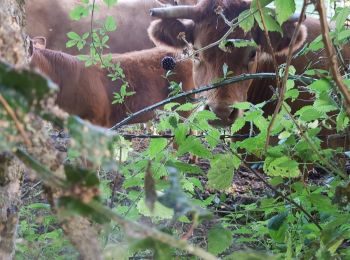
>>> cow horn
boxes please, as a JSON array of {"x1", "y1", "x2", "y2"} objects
[{"x1": 150, "y1": 6, "x2": 198, "y2": 19}]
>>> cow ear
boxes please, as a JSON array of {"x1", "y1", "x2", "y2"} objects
[
  {"x1": 148, "y1": 19, "x2": 194, "y2": 49},
  {"x1": 252, "y1": 19, "x2": 307, "y2": 57},
  {"x1": 32, "y1": 36, "x2": 47, "y2": 49}
]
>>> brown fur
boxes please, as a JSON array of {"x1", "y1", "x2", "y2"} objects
[
  {"x1": 29, "y1": 47, "x2": 194, "y2": 127},
  {"x1": 25, "y1": 0, "x2": 195, "y2": 55},
  {"x1": 149, "y1": 0, "x2": 309, "y2": 125}
]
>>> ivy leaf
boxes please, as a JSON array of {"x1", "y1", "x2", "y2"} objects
[
  {"x1": 275, "y1": 0, "x2": 296, "y2": 25},
  {"x1": 207, "y1": 154, "x2": 240, "y2": 190},
  {"x1": 208, "y1": 226, "x2": 233, "y2": 255}
]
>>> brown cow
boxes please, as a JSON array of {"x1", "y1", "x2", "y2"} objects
[
  {"x1": 147, "y1": 0, "x2": 350, "y2": 126},
  {"x1": 25, "y1": 0, "x2": 196, "y2": 55},
  {"x1": 28, "y1": 38, "x2": 194, "y2": 127}
]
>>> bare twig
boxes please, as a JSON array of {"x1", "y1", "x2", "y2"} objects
[
  {"x1": 265, "y1": 0, "x2": 309, "y2": 152},
  {"x1": 109, "y1": 73, "x2": 315, "y2": 130},
  {"x1": 315, "y1": 0, "x2": 350, "y2": 118},
  {"x1": 0, "y1": 93, "x2": 31, "y2": 147}
]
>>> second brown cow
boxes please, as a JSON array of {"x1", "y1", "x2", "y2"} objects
[{"x1": 29, "y1": 39, "x2": 194, "y2": 127}]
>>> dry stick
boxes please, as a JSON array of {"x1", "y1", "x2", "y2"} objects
[
  {"x1": 109, "y1": 73, "x2": 314, "y2": 130},
  {"x1": 88, "y1": 200, "x2": 218, "y2": 260},
  {"x1": 0, "y1": 93, "x2": 31, "y2": 147},
  {"x1": 315, "y1": 0, "x2": 350, "y2": 118},
  {"x1": 264, "y1": 0, "x2": 309, "y2": 152}
]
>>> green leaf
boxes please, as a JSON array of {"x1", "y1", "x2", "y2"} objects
[
  {"x1": 308, "y1": 79, "x2": 331, "y2": 93},
  {"x1": 296, "y1": 106, "x2": 324, "y2": 122},
  {"x1": 137, "y1": 199, "x2": 174, "y2": 219},
  {"x1": 263, "y1": 156, "x2": 300, "y2": 178},
  {"x1": 232, "y1": 101, "x2": 252, "y2": 110},
  {"x1": 238, "y1": 9, "x2": 255, "y2": 32},
  {"x1": 267, "y1": 212, "x2": 288, "y2": 243},
  {"x1": 103, "y1": 0, "x2": 118, "y2": 8},
  {"x1": 275, "y1": 0, "x2": 296, "y2": 25},
  {"x1": 69, "y1": 5, "x2": 89, "y2": 21},
  {"x1": 104, "y1": 16, "x2": 117, "y2": 32},
  {"x1": 207, "y1": 154, "x2": 240, "y2": 190},
  {"x1": 336, "y1": 7, "x2": 350, "y2": 32},
  {"x1": 231, "y1": 117, "x2": 246, "y2": 134},
  {"x1": 254, "y1": 8, "x2": 282, "y2": 33},
  {"x1": 223, "y1": 39, "x2": 258, "y2": 48},
  {"x1": 177, "y1": 136, "x2": 211, "y2": 158},
  {"x1": 175, "y1": 102, "x2": 196, "y2": 112},
  {"x1": 208, "y1": 226, "x2": 232, "y2": 255},
  {"x1": 67, "y1": 31, "x2": 81, "y2": 40},
  {"x1": 149, "y1": 138, "x2": 168, "y2": 158}
]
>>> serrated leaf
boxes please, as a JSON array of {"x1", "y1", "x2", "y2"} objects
[
  {"x1": 231, "y1": 117, "x2": 246, "y2": 134},
  {"x1": 149, "y1": 138, "x2": 168, "y2": 158},
  {"x1": 207, "y1": 154, "x2": 240, "y2": 190},
  {"x1": 208, "y1": 226, "x2": 232, "y2": 255},
  {"x1": 238, "y1": 9, "x2": 255, "y2": 32},
  {"x1": 308, "y1": 79, "x2": 331, "y2": 93},
  {"x1": 296, "y1": 106, "x2": 324, "y2": 122},
  {"x1": 232, "y1": 101, "x2": 252, "y2": 110},
  {"x1": 175, "y1": 102, "x2": 196, "y2": 112},
  {"x1": 263, "y1": 156, "x2": 300, "y2": 177},
  {"x1": 275, "y1": 0, "x2": 295, "y2": 25}
]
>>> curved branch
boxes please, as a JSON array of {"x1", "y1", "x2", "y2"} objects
[{"x1": 108, "y1": 73, "x2": 315, "y2": 130}]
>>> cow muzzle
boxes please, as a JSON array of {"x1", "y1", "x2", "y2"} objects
[{"x1": 205, "y1": 104, "x2": 241, "y2": 126}]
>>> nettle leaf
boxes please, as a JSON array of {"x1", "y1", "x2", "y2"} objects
[
  {"x1": 207, "y1": 154, "x2": 240, "y2": 190},
  {"x1": 267, "y1": 212, "x2": 288, "y2": 243},
  {"x1": 232, "y1": 101, "x2": 252, "y2": 110},
  {"x1": 238, "y1": 9, "x2": 255, "y2": 32},
  {"x1": 175, "y1": 102, "x2": 196, "y2": 112},
  {"x1": 208, "y1": 226, "x2": 233, "y2": 255},
  {"x1": 308, "y1": 79, "x2": 331, "y2": 93},
  {"x1": 103, "y1": 0, "x2": 118, "y2": 8},
  {"x1": 104, "y1": 16, "x2": 117, "y2": 32},
  {"x1": 336, "y1": 110, "x2": 349, "y2": 132},
  {"x1": 275, "y1": 0, "x2": 295, "y2": 25},
  {"x1": 308, "y1": 194, "x2": 337, "y2": 214},
  {"x1": 206, "y1": 128, "x2": 221, "y2": 148},
  {"x1": 149, "y1": 138, "x2": 168, "y2": 158},
  {"x1": 177, "y1": 136, "x2": 211, "y2": 158},
  {"x1": 231, "y1": 117, "x2": 246, "y2": 134},
  {"x1": 263, "y1": 156, "x2": 300, "y2": 178},
  {"x1": 295, "y1": 106, "x2": 324, "y2": 122}
]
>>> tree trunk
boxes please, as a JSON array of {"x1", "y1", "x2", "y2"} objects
[{"x1": 0, "y1": 1, "x2": 26, "y2": 259}]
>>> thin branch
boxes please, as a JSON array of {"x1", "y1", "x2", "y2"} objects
[
  {"x1": 109, "y1": 73, "x2": 315, "y2": 130},
  {"x1": 0, "y1": 93, "x2": 32, "y2": 147},
  {"x1": 256, "y1": 0, "x2": 280, "y2": 85},
  {"x1": 315, "y1": 0, "x2": 350, "y2": 118},
  {"x1": 265, "y1": 0, "x2": 309, "y2": 152}
]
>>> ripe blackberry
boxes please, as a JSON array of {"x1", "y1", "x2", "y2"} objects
[{"x1": 161, "y1": 56, "x2": 176, "y2": 71}]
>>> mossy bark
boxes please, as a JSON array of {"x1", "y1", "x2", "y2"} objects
[{"x1": 0, "y1": 0, "x2": 26, "y2": 259}]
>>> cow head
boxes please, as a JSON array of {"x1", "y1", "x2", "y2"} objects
[{"x1": 148, "y1": 0, "x2": 307, "y2": 125}]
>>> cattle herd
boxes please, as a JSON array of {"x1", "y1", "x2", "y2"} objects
[{"x1": 26, "y1": 0, "x2": 350, "y2": 141}]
